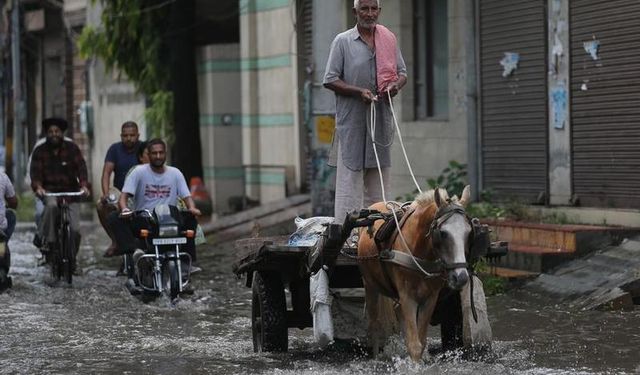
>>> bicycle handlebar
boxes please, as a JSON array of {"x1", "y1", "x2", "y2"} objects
[{"x1": 43, "y1": 191, "x2": 85, "y2": 197}]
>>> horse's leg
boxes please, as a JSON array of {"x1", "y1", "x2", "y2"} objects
[
  {"x1": 364, "y1": 285, "x2": 380, "y2": 358},
  {"x1": 416, "y1": 297, "x2": 439, "y2": 360},
  {"x1": 397, "y1": 294, "x2": 422, "y2": 362}
]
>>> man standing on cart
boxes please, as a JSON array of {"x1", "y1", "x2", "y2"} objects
[
  {"x1": 320, "y1": 0, "x2": 408, "y2": 344},
  {"x1": 30, "y1": 118, "x2": 90, "y2": 261},
  {"x1": 323, "y1": 0, "x2": 407, "y2": 227}
]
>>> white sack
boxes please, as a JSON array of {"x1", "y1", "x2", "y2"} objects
[
  {"x1": 309, "y1": 267, "x2": 334, "y2": 347},
  {"x1": 288, "y1": 216, "x2": 334, "y2": 246}
]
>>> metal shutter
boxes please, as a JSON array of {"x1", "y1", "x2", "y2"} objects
[
  {"x1": 479, "y1": 0, "x2": 548, "y2": 203},
  {"x1": 570, "y1": 0, "x2": 640, "y2": 208}
]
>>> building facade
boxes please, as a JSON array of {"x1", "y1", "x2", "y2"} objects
[
  {"x1": 478, "y1": 0, "x2": 640, "y2": 209},
  {"x1": 198, "y1": 0, "x2": 478, "y2": 215}
]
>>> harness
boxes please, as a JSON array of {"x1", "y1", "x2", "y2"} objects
[
  {"x1": 342, "y1": 202, "x2": 468, "y2": 299},
  {"x1": 356, "y1": 202, "x2": 481, "y2": 321},
  {"x1": 369, "y1": 203, "x2": 471, "y2": 275}
]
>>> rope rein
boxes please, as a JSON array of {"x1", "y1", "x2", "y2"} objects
[{"x1": 368, "y1": 91, "x2": 440, "y2": 278}]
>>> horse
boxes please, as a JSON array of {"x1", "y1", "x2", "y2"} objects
[{"x1": 356, "y1": 185, "x2": 472, "y2": 362}]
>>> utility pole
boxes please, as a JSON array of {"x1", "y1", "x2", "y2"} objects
[
  {"x1": 11, "y1": 0, "x2": 23, "y2": 190},
  {"x1": 0, "y1": 0, "x2": 6, "y2": 162}
]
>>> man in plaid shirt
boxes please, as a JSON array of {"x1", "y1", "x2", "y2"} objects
[{"x1": 30, "y1": 118, "x2": 90, "y2": 259}]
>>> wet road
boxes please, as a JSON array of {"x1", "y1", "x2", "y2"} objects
[{"x1": 1, "y1": 222, "x2": 639, "y2": 374}]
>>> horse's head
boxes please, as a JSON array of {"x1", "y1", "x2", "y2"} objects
[{"x1": 428, "y1": 185, "x2": 472, "y2": 290}]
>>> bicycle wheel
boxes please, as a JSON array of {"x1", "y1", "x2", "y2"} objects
[
  {"x1": 61, "y1": 224, "x2": 75, "y2": 284},
  {"x1": 50, "y1": 232, "x2": 62, "y2": 280}
]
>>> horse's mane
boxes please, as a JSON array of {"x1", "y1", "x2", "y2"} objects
[{"x1": 411, "y1": 188, "x2": 452, "y2": 207}]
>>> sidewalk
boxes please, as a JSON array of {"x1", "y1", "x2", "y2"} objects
[
  {"x1": 200, "y1": 194, "x2": 311, "y2": 244},
  {"x1": 526, "y1": 236, "x2": 640, "y2": 310}
]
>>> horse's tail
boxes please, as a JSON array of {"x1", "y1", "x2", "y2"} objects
[{"x1": 375, "y1": 295, "x2": 400, "y2": 339}]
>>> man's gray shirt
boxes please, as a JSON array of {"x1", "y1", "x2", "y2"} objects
[{"x1": 323, "y1": 26, "x2": 407, "y2": 171}]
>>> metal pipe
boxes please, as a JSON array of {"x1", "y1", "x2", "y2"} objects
[{"x1": 11, "y1": 0, "x2": 23, "y2": 190}]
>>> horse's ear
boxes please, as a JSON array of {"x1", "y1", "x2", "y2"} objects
[
  {"x1": 434, "y1": 187, "x2": 445, "y2": 208},
  {"x1": 459, "y1": 185, "x2": 471, "y2": 207}
]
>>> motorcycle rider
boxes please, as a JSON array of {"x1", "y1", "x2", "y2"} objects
[
  {"x1": 0, "y1": 171, "x2": 18, "y2": 241},
  {"x1": 0, "y1": 170, "x2": 17, "y2": 289},
  {"x1": 107, "y1": 138, "x2": 201, "y2": 284}
]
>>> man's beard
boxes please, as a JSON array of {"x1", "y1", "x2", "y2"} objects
[
  {"x1": 47, "y1": 136, "x2": 62, "y2": 148},
  {"x1": 357, "y1": 19, "x2": 377, "y2": 30},
  {"x1": 151, "y1": 159, "x2": 165, "y2": 168}
]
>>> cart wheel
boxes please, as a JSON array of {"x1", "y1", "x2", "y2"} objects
[
  {"x1": 251, "y1": 271, "x2": 288, "y2": 352},
  {"x1": 440, "y1": 291, "x2": 463, "y2": 351}
]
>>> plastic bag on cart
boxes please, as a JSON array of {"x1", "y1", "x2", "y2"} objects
[
  {"x1": 288, "y1": 216, "x2": 334, "y2": 246},
  {"x1": 309, "y1": 266, "x2": 334, "y2": 347}
]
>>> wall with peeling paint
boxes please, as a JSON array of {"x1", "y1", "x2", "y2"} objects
[
  {"x1": 478, "y1": 0, "x2": 548, "y2": 203},
  {"x1": 569, "y1": 0, "x2": 640, "y2": 208},
  {"x1": 548, "y1": 0, "x2": 572, "y2": 205}
]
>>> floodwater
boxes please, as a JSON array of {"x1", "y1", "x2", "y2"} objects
[{"x1": 1, "y1": 222, "x2": 639, "y2": 375}]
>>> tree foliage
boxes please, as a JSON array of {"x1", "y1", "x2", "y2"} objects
[
  {"x1": 77, "y1": 0, "x2": 173, "y2": 139},
  {"x1": 78, "y1": 0, "x2": 170, "y2": 93},
  {"x1": 144, "y1": 91, "x2": 174, "y2": 143},
  {"x1": 78, "y1": 0, "x2": 203, "y2": 180}
]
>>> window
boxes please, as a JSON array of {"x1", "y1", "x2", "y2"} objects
[{"x1": 414, "y1": 0, "x2": 449, "y2": 119}]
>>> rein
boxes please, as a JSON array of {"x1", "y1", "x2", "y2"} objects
[
  {"x1": 384, "y1": 203, "x2": 469, "y2": 276},
  {"x1": 424, "y1": 204, "x2": 469, "y2": 270},
  {"x1": 351, "y1": 202, "x2": 469, "y2": 279}
]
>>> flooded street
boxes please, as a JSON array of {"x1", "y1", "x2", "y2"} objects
[{"x1": 1, "y1": 222, "x2": 639, "y2": 374}]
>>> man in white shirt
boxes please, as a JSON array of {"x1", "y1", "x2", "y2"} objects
[{"x1": 107, "y1": 138, "x2": 201, "y2": 261}]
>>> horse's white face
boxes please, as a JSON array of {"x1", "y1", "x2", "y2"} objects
[{"x1": 437, "y1": 212, "x2": 471, "y2": 290}]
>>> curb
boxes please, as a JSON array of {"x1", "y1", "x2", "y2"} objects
[{"x1": 200, "y1": 194, "x2": 311, "y2": 244}]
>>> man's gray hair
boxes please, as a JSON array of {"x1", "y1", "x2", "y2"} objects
[{"x1": 354, "y1": 0, "x2": 380, "y2": 9}]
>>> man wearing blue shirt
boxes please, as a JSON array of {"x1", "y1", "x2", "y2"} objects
[{"x1": 98, "y1": 121, "x2": 142, "y2": 257}]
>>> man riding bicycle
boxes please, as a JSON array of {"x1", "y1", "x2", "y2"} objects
[{"x1": 30, "y1": 118, "x2": 90, "y2": 263}]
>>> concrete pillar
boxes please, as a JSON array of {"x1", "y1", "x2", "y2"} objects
[
  {"x1": 310, "y1": 0, "x2": 346, "y2": 216},
  {"x1": 197, "y1": 44, "x2": 243, "y2": 214},
  {"x1": 239, "y1": 7, "x2": 260, "y2": 200},
  {"x1": 450, "y1": 0, "x2": 478, "y2": 200},
  {"x1": 239, "y1": 1, "x2": 300, "y2": 204},
  {"x1": 548, "y1": 0, "x2": 572, "y2": 205}
]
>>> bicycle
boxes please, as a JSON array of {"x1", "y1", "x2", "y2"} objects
[{"x1": 43, "y1": 191, "x2": 84, "y2": 284}]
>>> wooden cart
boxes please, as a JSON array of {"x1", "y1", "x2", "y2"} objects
[{"x1": 232, "y1": 211, "x2": 508, "y2": 353}]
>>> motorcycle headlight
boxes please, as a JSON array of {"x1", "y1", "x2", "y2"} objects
[{"x1": 158, "y1": 225, "x2": 179, "y2": 237}]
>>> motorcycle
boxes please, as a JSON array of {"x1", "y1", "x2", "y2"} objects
[
  {"x1": 125, "y1": 204, "x2": 195, "y2": 301},
  {"x1": 0, "y1": 231, "x2": 11, "y2": 292}
]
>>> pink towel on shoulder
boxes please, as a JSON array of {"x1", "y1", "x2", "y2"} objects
[{"x1": 375, "y1": 24, "x2": 398, "y2": 93}]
